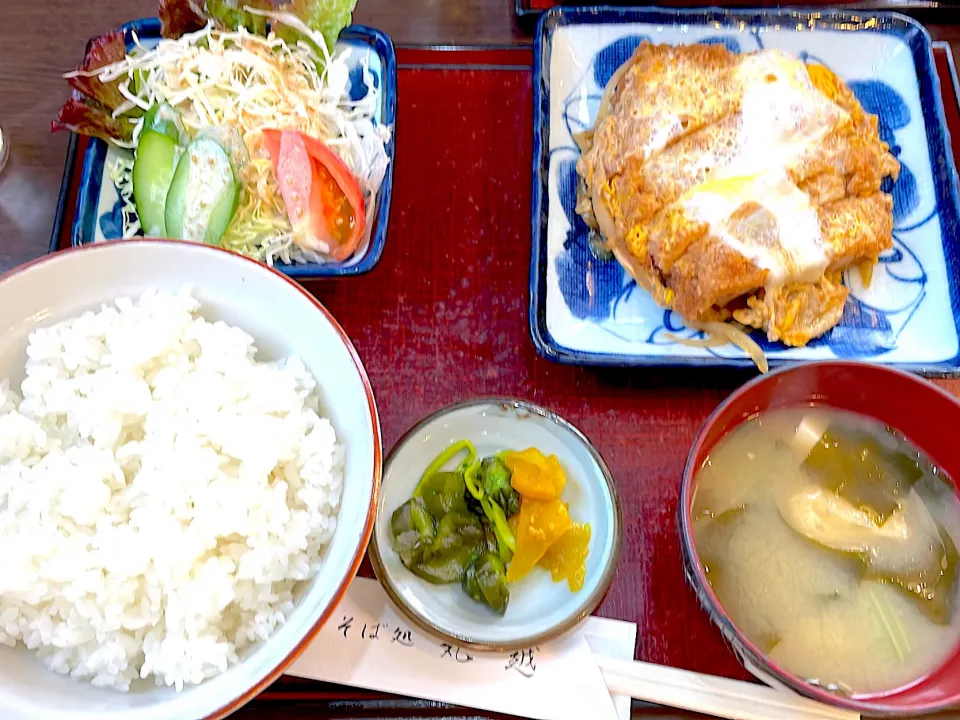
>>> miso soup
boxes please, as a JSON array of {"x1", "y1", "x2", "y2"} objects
[{"x1": 692, "y1": 407, "x2": 960, "y2": 696}]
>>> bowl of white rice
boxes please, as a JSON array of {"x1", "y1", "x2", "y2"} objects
[{"x1": 0, "y1": 240, "x2": 380, "y2": 720}]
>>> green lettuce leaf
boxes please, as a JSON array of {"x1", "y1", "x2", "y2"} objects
[
  {"x1": 160, "y1": 0, "x2": 357, "y2": 59},
  {"x1": 205, "y1": 0, "x2": 272, "y2": 35},
  {"x1": 275, "y1": 0, "x2": 357, "y2": 61}
]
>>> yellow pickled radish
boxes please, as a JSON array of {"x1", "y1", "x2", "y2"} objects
[
  {"x1": 506, "y1": 497, "x2": 572, "y2": 583},
  {"x1": 505, "y1": 448, "x2": 566, "y2": 500},
  {"x1": 539, "y1": 523, "x2": 592, "y2": 592}
]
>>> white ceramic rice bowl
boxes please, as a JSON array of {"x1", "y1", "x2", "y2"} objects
[{"x1": 0, "y1": 240, "x2": 381, "y2": 720}]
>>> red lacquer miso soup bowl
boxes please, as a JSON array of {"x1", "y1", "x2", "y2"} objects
[{"x1": 678, "y1": 361, "x2": 960, "y2": 717}]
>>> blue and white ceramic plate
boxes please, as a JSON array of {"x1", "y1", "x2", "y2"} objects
[
  {"x1": 531, "y1": 7, "x2": 960, "y2": 374},
  {"x1": 71, "y1": 18, "x2": 396, "y2": 278}
]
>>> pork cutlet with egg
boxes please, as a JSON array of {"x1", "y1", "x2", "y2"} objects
[{"x1": 576, "y1": 42, "x2": 899, "y2": 347}]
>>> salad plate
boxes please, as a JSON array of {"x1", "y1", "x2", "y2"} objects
[
  {"x1": 71, "y1": 18, "x2": 396, "y2": 278},
  {"x1": 530, "y1": 7, "x2": 960, "y2": 374}
]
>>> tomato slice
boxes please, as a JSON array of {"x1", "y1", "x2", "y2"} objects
[{"x1": 261, "y1": 128, "x2": 366, "y2": 261}]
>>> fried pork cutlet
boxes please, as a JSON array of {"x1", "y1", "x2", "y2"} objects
[{"x1": 576, "y1": 42, "x2": 900, "y2": 348}]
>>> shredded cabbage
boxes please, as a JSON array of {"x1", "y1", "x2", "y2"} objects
[
  {"x1": 108, "y1": 157, "x2": 142, "y2": 239},
  {"x1": 82, "y1": 14, "x2": 389, "y2": 265}
]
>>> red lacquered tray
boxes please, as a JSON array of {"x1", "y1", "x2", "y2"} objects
[{"x1": 52, "y1": 43, "x2": 960, "y2": 719}]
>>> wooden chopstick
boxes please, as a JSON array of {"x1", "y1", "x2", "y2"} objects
[{"x1": 596, "y1": 655, "x2": 860, "y2": 720}]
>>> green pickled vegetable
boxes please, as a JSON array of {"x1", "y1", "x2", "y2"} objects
[
  {"x1": 414, "y1": 440, "x2": 476, "y2": 498},
  {"x1": 419, "y1": 471, "x2": 469, "y2": 520},
  {"x1": 480, "y1": 456, "x2": 520, "y2": 517},
  {"x1": 392, "y1": 499, "x2": 485, "y2": 586},
  {"x1": 481, "y1": 496, "x2": 516, "y2": 562},
  {"x1": 391, "y1": 498, "x2": 436, "y2": 567},
  {"x1": 164, "y1": 135, "x2": 241, "y2": 245},
  {"x1": 410, "y1": 545, "x2": 480, "y2": 585},
  {"x1": 429, "y1": 511, "x2": 485, "y2": 557},
  {"x1": 464, "y1": 460, "x2": 483, "y2": 500},
  {"x1": 482, "y1": 523, "x2": 500, "y2": 556},
  {"x1": 462, "y1": 553, "x2": 510, "y2": 615},
  {"x1": 462, "y1": 560, "x2": 482, "y2": 601},
  {"x1": 393, "y1": 442, "x2": 540, "y2": 605},
  {"x1": 407, "y1": 511, "x2": 484, "y2": 584}
]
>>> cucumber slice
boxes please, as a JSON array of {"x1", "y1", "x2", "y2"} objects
[
  {"x1": 142, "y1": 103, "x2": 183, "y2": 144},
  {"x1": 164, "y1": 136, "x2": 241, "y2": 245},
  {"x1": 132, "y1": 129, "x2": 178, "y2": 237}
]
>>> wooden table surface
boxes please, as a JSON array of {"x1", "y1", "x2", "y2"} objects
[{"x1": 7, "y1": 2, "x2": 960, "y2": 719}]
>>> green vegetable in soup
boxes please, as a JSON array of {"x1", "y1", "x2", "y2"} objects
[
  {"x1": 866, "y1": 582, "x2": 911, "y2": 662},
  {"x1": 883, "y1": 526, "x2": 958, "y2": 626},
  {"x1": 797, "y1": 421, "x2": 956, "y2": 624},
  {"x1": 804, "y1": 426, "x2": 923, "y2": 525}
]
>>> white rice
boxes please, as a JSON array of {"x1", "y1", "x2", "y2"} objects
[{"x1": 0, "y1": 288, "x2": 343, "y2": 691}]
